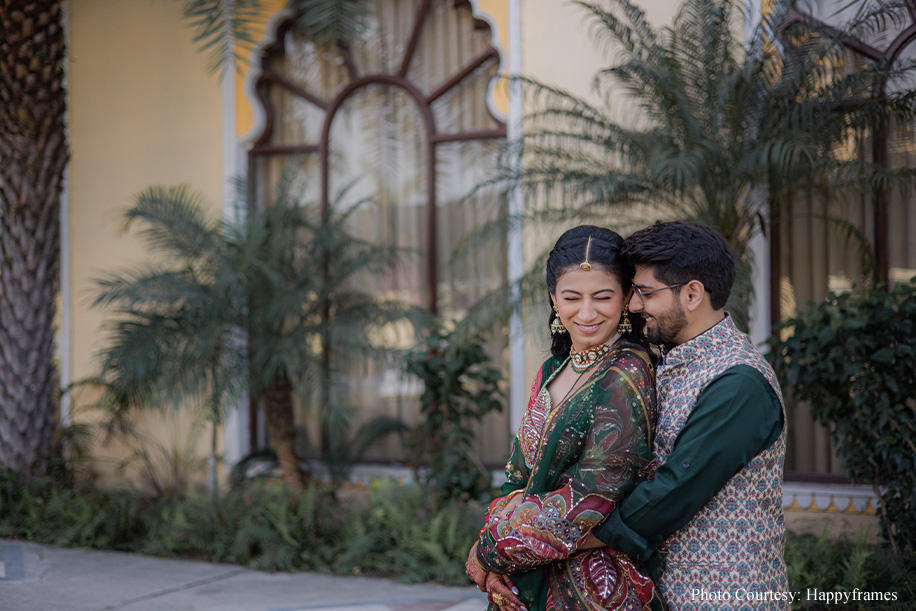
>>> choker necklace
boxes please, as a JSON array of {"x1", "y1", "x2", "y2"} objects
[{"x1": 569, "y1": 335, "x2": 619, "y2": 373}]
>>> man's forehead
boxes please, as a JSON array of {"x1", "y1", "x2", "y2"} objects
[{"x1": 633, "y1": 265, "x2": 659, "y2": 285}]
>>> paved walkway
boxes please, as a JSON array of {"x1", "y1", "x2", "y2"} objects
[{"x1": 0, "y1": 540, "x2": 487, "y2": 611}]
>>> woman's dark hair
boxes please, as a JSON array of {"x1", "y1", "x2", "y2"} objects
[{"x1": 546, "y1": 225, "x2": 649, "y2": 358}]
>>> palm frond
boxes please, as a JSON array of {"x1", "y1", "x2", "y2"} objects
[
  {"x1": 464, "y1": 0, "x2": 916, "y2": 327},
  {"x1": 125, "y1": 185, "x2": 224, "y2": 267},
  {"x1": 287, "y1": 0, "x2": 369, "y2": 47},
  {"x1": 180, "y1": 0, "x2": 268, "y2": 78}
]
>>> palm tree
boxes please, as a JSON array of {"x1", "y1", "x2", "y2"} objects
[
  {"x1": 0, "y1": 0, "x2": 367, "y2": 479},
  {"x1": 0, "y1": 0, "x2": 68, "y2": 475},
  {"x1": 502, "y1": 0, "x2": 916, "y2": 329},
  {"x1": 91, "y1": 176, "x2": 417, "y2": 491}
]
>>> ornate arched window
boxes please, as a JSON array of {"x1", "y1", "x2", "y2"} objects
[
  {"x1": 245, "y1": 0, "x2": 509, "y2": 460},
  {"x1": 777, "y1": 1, "x2": 916, "y2": 309},
  {"x1": 776, "y1": 1, "x2": 916, "y2": 476},
  {"x1": 249, "y1": 0, "x2": 506, "y2": 314}
]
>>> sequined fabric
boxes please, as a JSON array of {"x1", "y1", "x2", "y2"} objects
[{"x1": 477, "y1": 344, "x2": 664, "y2": 610}]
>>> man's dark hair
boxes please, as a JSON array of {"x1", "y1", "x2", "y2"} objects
[{"x1": 622, "y1": 220, "x2": 735, "y2": 310}]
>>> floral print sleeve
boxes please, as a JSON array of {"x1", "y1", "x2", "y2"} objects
[{"x1": 476, "y1": 349, "x2": 656, "y2": 574}]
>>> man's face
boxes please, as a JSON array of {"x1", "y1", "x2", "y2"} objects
[{"x1": 628, "y1": 266, "x2": 688, "y2": 346}]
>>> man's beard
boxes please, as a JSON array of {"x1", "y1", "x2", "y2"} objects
[{"x1": 645, "y1": 301, "x2": 688, "y2": 346}]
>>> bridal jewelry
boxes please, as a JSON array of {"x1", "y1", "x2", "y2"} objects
[
  {"x1": 570, "y1": 336, "x2": 617, "y2": 373},
  {"x1": 618, "y1": 305, "x2": 632, "y2": 334},
  {"x1": 580, "y1": 236, "x2": 592, "y2": 271},
  {"x1": 550, "y1": 303, "x2": 567, "y2": 335}
]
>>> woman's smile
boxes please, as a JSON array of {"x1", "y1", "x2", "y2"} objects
[
  {"x1": 575, "y1": 321, "x2": 603, "y2": 333},
  {"x1": 553, "y1": 268, "x2": 624, "y2": 352}
]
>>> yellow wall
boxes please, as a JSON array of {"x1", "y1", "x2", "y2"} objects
[
  {"x1": 523, "y1": 1, "x2": 679, "y2": 106},
  {"x1": 68, "y1": 0, "x2": 224, "y2": 486}
]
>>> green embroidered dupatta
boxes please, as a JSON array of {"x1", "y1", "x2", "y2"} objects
[{"x1": 476, "y1": 343, "x2": 663, "y2": 610}]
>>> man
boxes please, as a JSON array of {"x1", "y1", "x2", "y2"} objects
[{"x1": 589, "y1": 220, "x2": 789, "y2": 610}]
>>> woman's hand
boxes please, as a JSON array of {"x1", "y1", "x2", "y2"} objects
[
  {"x1": 465, "y1": 542, "x2": 488, "y2": 592},
  {"x1": 486, "y1": 572, "x2": 525, "y2": 611}
]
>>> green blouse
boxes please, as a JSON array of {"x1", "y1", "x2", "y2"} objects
[{"x1": 591, "y1": 364, "x2": 784, "y2": 561}]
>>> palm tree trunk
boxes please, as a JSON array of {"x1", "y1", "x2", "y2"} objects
[
  {"x1": 262, "y1": 370, "x2": 304, "y2": 491},
  {"x1": 0, "y1": 1, "x2": 68, "y2": 475}
]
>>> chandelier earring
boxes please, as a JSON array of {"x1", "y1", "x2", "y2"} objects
[
  {"x1": 550, "y1": 304, "x2": 567, "y2": 335},
  {"x1": 618, "y1": 305, "x2": 633, "y2": 334}
]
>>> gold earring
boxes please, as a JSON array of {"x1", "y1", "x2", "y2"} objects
[
  {"x1": 550, "y1": 304, "x2": 567, "y2": 335},
  {"x1": 618, "y1": 305, "x2": 632, "y2": 334}
]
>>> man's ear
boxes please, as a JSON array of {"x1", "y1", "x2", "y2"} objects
[{"x1": 682, "y1": 280, "x2": 707, "y2": 312}]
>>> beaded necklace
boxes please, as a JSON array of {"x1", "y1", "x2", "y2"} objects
[{"x1": 569, "y1": 334, "x2": 620, "y2": 373}]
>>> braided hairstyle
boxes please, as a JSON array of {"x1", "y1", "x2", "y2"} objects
[{"x1": 546, "y1": 225, "x2": 648, "y2": 358}]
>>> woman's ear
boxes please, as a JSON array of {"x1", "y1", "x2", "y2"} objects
[{"x1": 682, "y1": 280, "x2": 707, "y2": 312}]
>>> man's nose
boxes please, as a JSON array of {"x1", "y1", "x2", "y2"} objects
[{"x1": 628, "y1": 292, "x2": 644, "y2": 312}]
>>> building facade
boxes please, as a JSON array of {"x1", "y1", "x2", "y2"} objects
[{"x1": 62, "y1": 0, "x2": 905, "y2": 525}]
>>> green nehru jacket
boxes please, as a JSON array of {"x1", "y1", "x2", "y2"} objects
[{"x1": 592, "y1": 364, "x2": 784, "y2": 560}]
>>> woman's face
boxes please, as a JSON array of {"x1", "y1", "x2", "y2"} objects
[{"x1": 552, "y1": 267, "x2": 626, "y2": 352}]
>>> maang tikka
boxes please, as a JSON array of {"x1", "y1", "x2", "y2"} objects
[{"x1": 580, "y1": 236, "x2": 593, "y2": 271}]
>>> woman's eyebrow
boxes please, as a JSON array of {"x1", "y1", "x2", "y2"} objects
[{"x1": 559, "y1": 288, "x2": 615, "y2": 294}]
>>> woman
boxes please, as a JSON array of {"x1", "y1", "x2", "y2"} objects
[{"x1": 465, "y1": 226, "x2": 663, "y2": 611}]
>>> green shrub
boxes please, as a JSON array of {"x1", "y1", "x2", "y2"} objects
[
  {"x1": 771, "y1": 281, "x2": 916, "y2": 556},
  {"x1": 6, "y1": 467, "x2": 916, "y2": 598},
  {"x1": 335, "y1": 479, "x2": 482, "y2": 584},
  {"x1": 0, "y1": 469, "x2": 482, "y2": 585},
  {"x1": 405, "y1": 325, "x2": 504, "y2": 504},
  {"x1": 0, "y1": 470, "x2": 149, "y2": 548},
  {"x1": 786, "y1": 531, "x2": 915, "y2": 610}
]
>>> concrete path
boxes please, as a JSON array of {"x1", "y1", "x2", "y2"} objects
[{"x1": 0, "y1": 540, "x2": 487, "y2": 611}]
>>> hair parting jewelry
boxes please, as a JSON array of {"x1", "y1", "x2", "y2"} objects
[
  {"x1": 550, "y1": 303, "x2": 567, "y2": 335},
  {"x1": 580, "y1": 235, "x2": 592, "y2": 271}
]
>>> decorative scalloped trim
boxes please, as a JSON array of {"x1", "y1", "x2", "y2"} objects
[
  {"x1": 239, "y1": 6, "x2": 294, "y2": 146},
  {"x1": 469, "y1": 0, "x2": 509, "y2": 122},
  {"x1": 239, "y1": 1, "x2": 508, "y2": 145}
]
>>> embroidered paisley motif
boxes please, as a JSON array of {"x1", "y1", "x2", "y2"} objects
[{"x1": 477, "y1": 344, "x2": 664, "y2": 610}]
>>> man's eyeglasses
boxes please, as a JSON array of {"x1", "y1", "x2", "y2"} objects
[{"x1": 631, "y1": 282, "x2": 685, "y2": 307}]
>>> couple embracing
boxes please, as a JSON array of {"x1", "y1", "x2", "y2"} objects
[{"x1": 466, "y1": 221, "x2": 788, "y2": 611}]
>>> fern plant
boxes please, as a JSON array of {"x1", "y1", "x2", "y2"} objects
[{"x1": 786, "y1": 530, "x2": 915, "y2": 610}]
